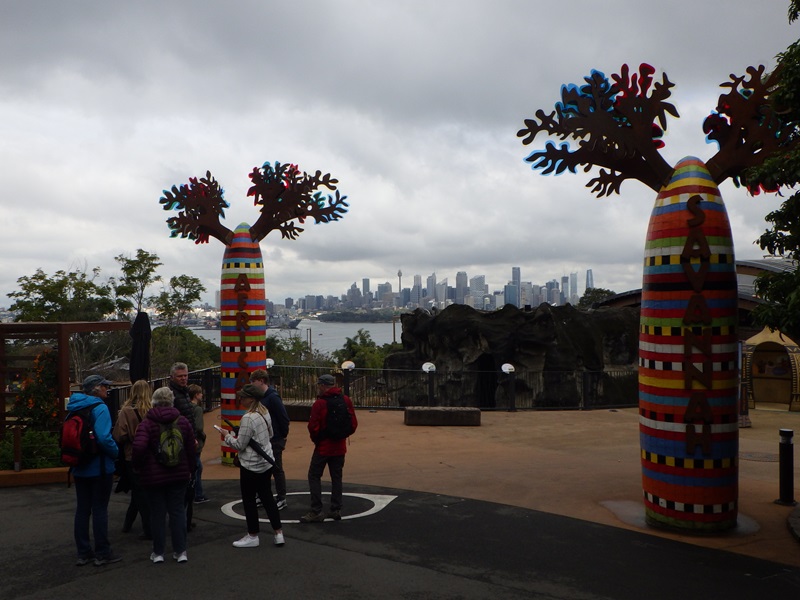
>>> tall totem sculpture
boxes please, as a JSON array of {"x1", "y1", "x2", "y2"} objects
[
  {"x1": 160, "y1": 162, "x2": 348, "y2": 464},
  {"x1": 519, "y1": 63, "x2": 797, "y2": 531}
]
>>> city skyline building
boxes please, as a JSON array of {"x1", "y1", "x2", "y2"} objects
[{"x1": 273, "y1": 266, "x2": 599, "y2": 313}]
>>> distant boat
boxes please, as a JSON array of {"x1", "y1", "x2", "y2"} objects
[{"x1": 267, "y1": 317, "x2": 301, "y2": 330}]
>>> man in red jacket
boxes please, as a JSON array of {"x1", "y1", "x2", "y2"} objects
[{"x1": 299, "y1": 374, "x2": 358, "y2": 523}]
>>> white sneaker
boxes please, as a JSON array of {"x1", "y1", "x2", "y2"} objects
[
  {"x1": 233, "y1": 534, "x2": 260, "y2": 548},
  {"x1": 173, "y1": 551, "x2": 188, "y2": 563},
  {"x1": 150, "y1": 553, "x2": 164, "y2": 564},
  {"x1": 273, "y1": 532, "x2": 285, "y2": 546},
  {"x1": 276, "y1": 498, "x2": 287, "y2": 510}
]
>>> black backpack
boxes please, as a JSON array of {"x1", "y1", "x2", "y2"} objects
[
  {"x1": 60, "y1": 403, "x2": 102, "y2": 467},
  {"x1": 323, "y1": 395, "x2": 353, "y2": 440}
]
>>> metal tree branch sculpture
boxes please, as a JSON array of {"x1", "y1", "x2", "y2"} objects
[
  {"x1": 159, "y1": 161, "x2": 348, "y2": 245},
  {"x1": 519, "y1": 63, "x2": 798, "y2": 532},
  {"x1": 159, "y1": 161, "x2": 348, "y2": 465}
]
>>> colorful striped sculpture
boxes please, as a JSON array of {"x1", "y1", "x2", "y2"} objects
[
  {"x1": 639, "y1": 157, "x2": 739, "y2": 530},
  {"x1": 520, "y1": 64, "x2": 796, "y2": 531},
  {"x1": 160, "y1": 163, "x2": 348, "y2": 465},
  {"x1": 218, "y1": 223, "x2": 267, "y2": 462}
]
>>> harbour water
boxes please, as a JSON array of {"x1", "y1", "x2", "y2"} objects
[{"x1": 192, "y1": 319, "x2": 399, "y2": 356}]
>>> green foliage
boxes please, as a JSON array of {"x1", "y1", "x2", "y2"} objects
[
  {"x1": 267, "y1": 334, "x2": 332, "y2": 367},
  {"x1": 332, "y1": 328, "x2": 401, "y2": 369},
  {"x1": 0, "y1": 429, "x2": 61, "y2": 470},
  {"x1": 113, "y1": 249, "x2": 163, "y2": 315},
  {"x1": 151, "y1": 275, "x2": 205, "y2": 326},
  {"x1": 577, "y1": 287, "x2": 616, "y2": 309},
  {"x1": 8, "y1": 267, "x2": 116, "y2": 322},
  {"x1": 150, "y1": 326, "x2": 220, "y2": 378},
  {"x1": 745, "y1": 16, "x2": 800, "y2": 339},
  {"x1": 10, "y1": 348, "x2": 61, "y2": 431}
]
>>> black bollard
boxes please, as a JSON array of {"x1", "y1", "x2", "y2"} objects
[{"x1": 775, "y1": 429, "x2": 797, "y2": 506}]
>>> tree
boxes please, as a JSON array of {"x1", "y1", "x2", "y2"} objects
[
  {"x1": 332, "y1": 329, "x2": 401, "y2": 369},
  {"x1": 113, "y1": 249, "x2": 162, "y2": 315},
  {"x1": 743, "y1": 7, "x2": 800, "y2": 341},
  {"x1": 150, "y1": 275, "x2": 205, "y2": 327},
  {"x1": 8, "y1": 267, "x2": 115, "y2": 322},
  {"x1": 577, "y1": 288, "x2": 616, "y2": 309},
  {"x1": 8, "y1": 267, "x2": 118, "y2": 379},
  {"x1": 150, "y1": 326, "x2": 220, "y2": 377}
]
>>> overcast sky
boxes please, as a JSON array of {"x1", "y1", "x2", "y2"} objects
[{"x1": 1, "y1": 1, "x2": 798, "y2": 309}]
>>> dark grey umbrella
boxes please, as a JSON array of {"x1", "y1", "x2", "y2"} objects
[{"x1": 129, "y1": 311, "x2": 151, "y2": 382}]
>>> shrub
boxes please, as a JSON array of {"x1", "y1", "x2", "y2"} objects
[{"x1": 0, "y1": 429, "x2": 61, "y2": 470}]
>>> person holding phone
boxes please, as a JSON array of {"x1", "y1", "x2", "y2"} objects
[{"x1": 217, "y1": 384, "x2": 285, "y2": 548}]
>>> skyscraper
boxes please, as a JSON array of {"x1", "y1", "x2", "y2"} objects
[
  {"x1": 586, "y1": 269, "x2": 594, "y2": 290},
  {"x1": 455, "y1": 271, "x2": 468, "y2": 304},
  {"x1": 561, "y1": 275, "x2": 569, "y2": 305},
  {"x1": 362, "y1": 278, "x2": 370, "y2": 297},
  {"x1": 426, "y1": 273, "x2": 437, "y2": 301},
  {"x1": 469, "y1": 275, "x2": 487, "y2": 298},
  {"x1": 569, "y1": 272, "x2": 579, "y2": 304},
  {"x1": 512, "y1": 266, "x2": 521, "y2": 307}
]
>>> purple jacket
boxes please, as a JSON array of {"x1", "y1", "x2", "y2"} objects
[{"x1": 132, "y1": 405, "x2": 196, "y2": 487}]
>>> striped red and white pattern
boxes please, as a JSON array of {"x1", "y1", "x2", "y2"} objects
[
  {"x1": 219, "y1": 222, "x2": 267, "y2": 463},
  {"x1": 639, "y1": 156, "x2": 739, "y2": 531}
]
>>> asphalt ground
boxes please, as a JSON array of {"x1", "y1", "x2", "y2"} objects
[{"x1": 3, "y1": 407, "x2": 800, "y2": 599}]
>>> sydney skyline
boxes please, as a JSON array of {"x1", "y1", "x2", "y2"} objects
[{"x1": 1, "y1": 2, "x2": 797, "y2": 308}]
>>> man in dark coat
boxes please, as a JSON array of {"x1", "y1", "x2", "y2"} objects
[{"x1": 250, "y1": 368, "x2": 290, "y2": 510}]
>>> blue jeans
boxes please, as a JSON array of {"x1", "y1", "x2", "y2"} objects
[
  {"x1": 146, "y1": 482, "x2": 187, "y2": 556},
  {"x1": 308, "y1": 451, "x2": 345, "y2": 513},
  {"x1": 73, "y1": 474, "x2": 114, "y2": 559},
  {"x1": 194, "y1": 454, "x2": 205, "y2": 500}
]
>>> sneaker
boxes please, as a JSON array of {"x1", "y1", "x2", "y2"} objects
[
  {"x1": 173, "y1": 551, "x2": 188, "y2": 563},
  {"x1": 94, "y1": 553, "x2": 122, "y2": 566},
  {"x1": 326, "y1": 510, "x2": 342, "y2": 521},
  {"x1": 150, "y1": 553, "x2": 165, "y2": 564},
  {"x1": 299, "y1": 511, "x2": 325, "y2": 523},
  {"x1": 75, "y1": 556, "x2": 93, "y2": 567},
  {"x1": 233, "y1": 534, "x2": 260, "y2": 548},
  {"x1": 273, "y1": 532, "x2": 285, "y2": 546},
  {"x1": 194, "y1": 496, "x2": 210, "y2": 504},
  {"x1": 276, "y1": 498, "x2": 287, "y2": 511}
]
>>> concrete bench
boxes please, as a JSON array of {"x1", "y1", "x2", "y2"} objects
[{"x1": 403, "y1": 406, "x2": 481, "y2": 426}]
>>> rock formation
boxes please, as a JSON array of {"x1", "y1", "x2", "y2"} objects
[{"x1": 385, "y1": 303, "x2": 639, "y2": 409}]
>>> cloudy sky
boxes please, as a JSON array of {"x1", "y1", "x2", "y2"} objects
[{"x1": 1, "y1": 1, "x2": 798, "y2": 309}]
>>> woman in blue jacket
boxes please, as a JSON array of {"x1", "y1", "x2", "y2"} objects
[{"x1": 66, "y1": 374, "x2": 121, "y2": 567}]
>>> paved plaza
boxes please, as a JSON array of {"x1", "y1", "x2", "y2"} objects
[{"x1": 2, "y1": 408, "x2": 800, "y2": 599}]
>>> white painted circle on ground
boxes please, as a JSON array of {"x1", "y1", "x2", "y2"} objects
[{"x1": 221, "y1": 491, "x2": 398, "y2": 523}]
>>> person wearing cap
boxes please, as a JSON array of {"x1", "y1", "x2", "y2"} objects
[
  {"x1": 299, "y1": 373, "x2": 358, "y2": 523},
  {"x1": 66, "y1": 374, "x2": 122, "y2": 567},
  {"x1": 219, "y1": 384, "x2": 285, "y2": 548},
  {"x1": 249, "y1": 369, "x2": 290, "y2": 510}
]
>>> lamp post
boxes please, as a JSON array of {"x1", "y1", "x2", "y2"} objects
[
  {"x1": 265, "y1": 358, "x2": 275, "y2": 370},
  {"x1": 501, "y1": 363, "x2": 516, "y2": 412},
  {"x1": 341, "y1": 360, "x2": 355, "y2": 396},
  {"x1": 422, "y1": 362, "x2": 436, "y2": 407}
]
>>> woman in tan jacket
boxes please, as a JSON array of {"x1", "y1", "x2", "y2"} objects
[{"x1": 113, "y1": 380, "x2": 153, "y2": 539}]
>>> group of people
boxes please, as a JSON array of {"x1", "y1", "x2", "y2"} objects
[{"x1": 68, "y1": 363, "x2": 358, "y2": 566}]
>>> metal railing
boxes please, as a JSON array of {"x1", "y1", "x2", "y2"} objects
[
  {"x1": 266, "y1": 365, "x2": 638, "y2": 411},
  {"x1": 1, "y1": 364, "x2": 638, "y2": 472}
]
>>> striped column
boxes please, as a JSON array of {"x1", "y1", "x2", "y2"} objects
[
  {"x1": 639, "y1": 156, "x2": 739, "y2": 531},
  {"x1": 219, "y1": 222, "x2": 267, "y2": 464}
]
